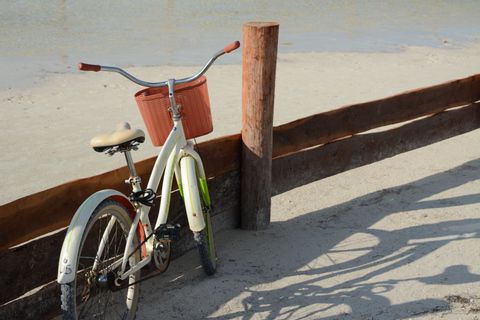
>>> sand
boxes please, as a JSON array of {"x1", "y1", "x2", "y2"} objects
[
  {"x1": 2, "y1": 42, "x2": 480, "y2": 319},
  {"x1": 1, "y1": 43, "x2": 479, "y2": 206}
]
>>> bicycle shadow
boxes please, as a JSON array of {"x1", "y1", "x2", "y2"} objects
[
  {"x1": 212, "y1": 220, "x2": 479, "y2": 320},
  {"x1": 138, "y1": 158, "x2": 480, "y2": 319}
]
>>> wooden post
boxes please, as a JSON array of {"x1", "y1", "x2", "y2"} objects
[{"x1": 241, "y1": 22, "x2": 279, "y2": 230}]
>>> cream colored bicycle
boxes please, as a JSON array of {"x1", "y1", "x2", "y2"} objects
[{"x1": 57, "y1": 41, "x2": 240, "y2": 320}]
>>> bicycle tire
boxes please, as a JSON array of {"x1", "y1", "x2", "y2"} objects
[
  {"x1": 60, "y1": 199, "x2": 141, "y2": 320},
  {"x1": 182, "y1": 156, "x2": 217, "y2": 275}
]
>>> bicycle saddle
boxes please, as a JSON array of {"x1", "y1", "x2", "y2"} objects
[{"x1": 90, "y1": 122, "x2": 145, "y2": 152}]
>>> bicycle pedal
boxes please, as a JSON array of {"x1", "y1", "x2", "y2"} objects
[{"x1": 155, "y1": 223, "x2": 181, "y2": 241}]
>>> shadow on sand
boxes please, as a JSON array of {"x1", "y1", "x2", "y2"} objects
[{"x1": 139, "y1": 158, "x2": 479, "y2": 319}]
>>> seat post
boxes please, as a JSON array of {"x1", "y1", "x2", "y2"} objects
[{"x1": 124, "y1": 150, "x2": 141, "y2": 185}]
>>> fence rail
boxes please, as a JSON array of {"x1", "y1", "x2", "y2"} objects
[{"x1": 1, "y1": 68, "x2": 479, "y2": 320}]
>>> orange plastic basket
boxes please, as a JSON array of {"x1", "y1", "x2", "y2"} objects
[{"x1": 134, "y1": 76, "x2": 213, "y2": 146}]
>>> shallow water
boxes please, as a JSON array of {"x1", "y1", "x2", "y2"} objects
[{"x1": 0, "y1": 0, "x2": 479, "y2": 87}]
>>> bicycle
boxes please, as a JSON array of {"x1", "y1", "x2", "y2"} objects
[{"x1": 57, "y1": 41, "x2": 241, "y2": 320}]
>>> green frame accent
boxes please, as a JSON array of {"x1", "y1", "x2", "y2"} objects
[{"x1": 199, "y1": 178, "x2": 211, "y2": 207}]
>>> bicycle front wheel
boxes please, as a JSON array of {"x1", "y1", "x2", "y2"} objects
[
  {"x1": 60, "y1": 199, "x2": 141, "y2": 320},
  {"x1": 181, "y1": 156, "x2": 217, "y2": 275}
]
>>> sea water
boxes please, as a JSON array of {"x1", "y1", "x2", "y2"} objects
[{"x1": 0, "y1": 0, "x2": 479, "y2": 87}]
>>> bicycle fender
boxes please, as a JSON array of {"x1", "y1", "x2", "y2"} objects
[
  {"x1": 57, "y1": 189, "x2": 135, "y2": 284},
  {"x1": 180, "y1": 156, "x2": 206, "y2": 232}
]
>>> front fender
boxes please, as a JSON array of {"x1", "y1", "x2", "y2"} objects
[
  {"x1": 180, "y1": 156, "x2": 206, "y2": 232},
  {"x1": 57, "y1": 189, "x2": 135, "y2": 284}
]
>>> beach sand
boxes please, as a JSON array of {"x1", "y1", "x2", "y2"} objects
[
  {"x1": 2, "y1": 42, "x2": 480, "y2": 318},
  {"x1": 1, "y1": 43, "x2": 479, "y2": 205}
]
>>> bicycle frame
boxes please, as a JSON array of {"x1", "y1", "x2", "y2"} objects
[
  {"x1": 103, "y1": 84, "x2": 210, "y2": 281},
  {"x1": 58, "y1": 82, "x2": 210, "y2": 284}
]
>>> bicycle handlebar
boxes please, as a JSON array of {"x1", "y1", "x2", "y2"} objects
[
  {"x1": 78, "y1": 41, "x2": 240, "y2": 88},
  {"x1": 224, "y1": 41, "x2": 240, "y2": 53}
]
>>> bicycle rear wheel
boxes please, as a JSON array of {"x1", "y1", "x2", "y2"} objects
[
  {"x1": 181, "y1": 156, "x2": 217, "y2": 275},
  {"x1": 60, "y1": 199, "x2": 141, "y2": 320}
]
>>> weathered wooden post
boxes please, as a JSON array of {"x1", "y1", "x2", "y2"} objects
[{"x1": 241, "y1": 22, "x2": 279, "y2": 230}]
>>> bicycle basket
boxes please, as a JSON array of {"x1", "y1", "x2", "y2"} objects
[{"x1": 134, "y1": 76, "x2": 213, "y2": 146}]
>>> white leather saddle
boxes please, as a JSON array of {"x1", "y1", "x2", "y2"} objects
[{"x1": 90, "y1": 122, "x2": 145, "y2": 152}]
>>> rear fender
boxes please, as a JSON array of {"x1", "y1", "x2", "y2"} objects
[{"x1": 57, "y1": 190, "x2": 136, "y2": 284}]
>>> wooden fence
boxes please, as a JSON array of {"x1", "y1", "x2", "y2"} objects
[{"x1": 0, "y1": 72, "x2": 479, "y2": 319}]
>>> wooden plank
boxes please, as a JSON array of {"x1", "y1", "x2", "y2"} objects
[
  {"x1": 241, "y1": 22, "x2": 279, "y2": 230},
  {"x1": 0, "y1": 169, "x2": 241, "y2": 307},
  {"x1": 0, "y1": 229, "x2": 65, "y2": 306},
  {"x1": 200, "y1": 133, "x2": 242, "y2": 178},
  {"x1": 272, "y1": 74, "x2": 480, "y2": 158},
  {"x1": 0, "y1": 280, "x2": 61, "y2": 320},
  {"x1": 0, "y1": 134, "x2": 241, "y2": 253},
  {"x1": 0, "y1": 164, "x2": 143, "y2": 253},
  {"x1": 272, "y1": 102, "x2": 480, "y2": 195}
]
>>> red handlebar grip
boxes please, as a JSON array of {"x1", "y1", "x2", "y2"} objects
[
  {"x1": 224, "y1": 41, "x2": 240, "y2": 53},
  {"x1": 78, "y1": 63, "x2": 101, "y2": 72}
]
